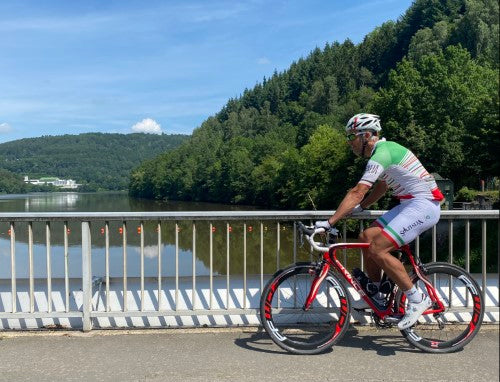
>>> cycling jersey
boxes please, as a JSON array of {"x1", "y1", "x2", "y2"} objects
[{"x1": 359, "y1": 139, "x2": 444, "y2": 201}]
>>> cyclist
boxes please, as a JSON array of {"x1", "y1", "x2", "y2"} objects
[{"x1": 315, "y1": 113, "x2": 444, "y2": 330}]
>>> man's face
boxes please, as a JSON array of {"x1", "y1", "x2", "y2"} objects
[{"x1": 347, "y1": 132, "x2": 364, "y2": 156}]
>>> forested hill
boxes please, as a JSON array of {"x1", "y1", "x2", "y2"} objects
[
  {"x1": 130, "y1": 0, "x2": 499, "y2": 209},
  {"x1": 0, "y1": 133, "x2": 187, "y2": 192}
]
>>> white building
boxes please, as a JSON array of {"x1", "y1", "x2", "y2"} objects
[{"x1": 23, "y1": 176, "x2": 80, "y2": 189}]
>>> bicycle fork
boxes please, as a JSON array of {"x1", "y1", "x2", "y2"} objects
[{"x1": 303, "y1": 262, "x2": 330, "y2": 311}]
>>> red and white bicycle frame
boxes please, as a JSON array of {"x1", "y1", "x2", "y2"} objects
[{"x1": 303, "y1": 242, "x2": 445, "y2": 319}]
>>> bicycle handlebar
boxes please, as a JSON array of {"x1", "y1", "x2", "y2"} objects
[{"x1": 297, "y1": 221, "x2": 333, "y2": 252}]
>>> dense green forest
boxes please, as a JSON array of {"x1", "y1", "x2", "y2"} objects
[
  {"x1": 129, "y1": 0, "x2": 499, "y2": 209},
  {"x1": 0, "y1": 133, "x2": 187, "y2": 193}
]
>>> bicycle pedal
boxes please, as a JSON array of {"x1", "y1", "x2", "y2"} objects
[
  {"x1": 353, "y1": 308, "x2": 371, "y2": 315},
  {"x1": 383, "y1": 316, "x2": 401, "y2": 324}
]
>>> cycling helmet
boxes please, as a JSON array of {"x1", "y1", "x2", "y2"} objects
[{"x1": 345, "y1": 113, "x2": 381, "y2": 133}]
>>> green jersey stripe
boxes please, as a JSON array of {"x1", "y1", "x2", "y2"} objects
[
  {"x1": 378, "y1": 216, "x2": 389, "y2": 226},
  {"x1": 385, "y1": 225, "x2": 405, "y2": 245}
]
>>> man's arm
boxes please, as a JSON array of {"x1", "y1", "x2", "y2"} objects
[
  {"x1": 359, "y1": 180, "x2": 388, "y2": 209},
  {"x1": 327, "y1": 183, "x2": 371, "y2": 226}
]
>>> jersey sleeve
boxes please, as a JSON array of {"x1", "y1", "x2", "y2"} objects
[{"x1": 358, "y1": 159, "x2": 385, "y2": 187}]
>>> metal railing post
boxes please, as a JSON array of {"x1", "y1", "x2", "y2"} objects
[
  {"x1": 481, "y1": 219, "x2": 487, "y2": 303},
  {"x1": 81, "y1": 221, "x2": 92, "y2": 332},
  {"x1": 10, "y1": 222, "x2": 16, "y2": 313},
  {"x1": 28, "y1": 222, "x2": 34, "y2": 313}
]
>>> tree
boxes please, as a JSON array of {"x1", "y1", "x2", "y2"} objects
[
  {"x1": 407, "y1": 21, "x2": 451, "y2": 61},
  {"x1": 129, "y1": 0, "x2": 499, "y2": 208},
  {"x1": 450, "y1": 0, "x2": 499, "y2": 65},
  {"x1": 297, "y1": 125, "x2": 350, "y2": 209},
  {"x1": 373, "y1": 45, "x2": 498, "y2": 188}
]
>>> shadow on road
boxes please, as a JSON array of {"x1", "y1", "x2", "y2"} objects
[
  {"x1": 234, "y1": 328, "x2": 292, "y2": 354},
  {"x1": 336, "y1": 328, "x2": 423, "y2": 356},
  {"x1": 234, "y1": 326, "x2": 430, "y2": 356}
]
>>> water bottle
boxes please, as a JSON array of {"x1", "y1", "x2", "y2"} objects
[{"x1": 352, "y1": 268, "x2": 378, "y2": 296}]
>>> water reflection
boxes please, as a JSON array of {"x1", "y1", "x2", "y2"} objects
[
  {"x1": 1, "y1": 220, "x2": 343, "y2": 278},
  {"x1": 24, "y1": 193, "x2": 79, "y2": 211},
  {"x1": 0, "y1": 192, "x2": 367, "y2": 279}
]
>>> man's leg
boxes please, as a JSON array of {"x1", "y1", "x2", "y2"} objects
[
  {"x1": 359, "y1": 226, "x2": 383, "y2": 282},
  {"x1": 363, "y1": 200, "x2": 439, "y2": 328},
  {"x1": 361, "y1": 229, "x2": 413, "y2": 291},
  {"x1": 365, "y1": 230, "x2": 431, "y2": 329},
  {"x1": 360, "y1": 226, "x2": 412, "y2": 289}
]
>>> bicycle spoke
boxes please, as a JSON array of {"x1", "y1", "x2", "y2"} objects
[
  {"x1": 260, "y1": 264, "x2": 350, "y2": 354},
  {"x1": 400, "y1": 263, "x2": 484, "y2": 353}
]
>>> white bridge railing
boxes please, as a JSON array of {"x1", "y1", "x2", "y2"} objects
[{"x1": 0, "y1": 210, "x2": 498, "y2": 331}]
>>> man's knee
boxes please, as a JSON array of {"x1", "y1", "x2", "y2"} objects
[
  {"x1": 368, "y1": 234, "x2": 396, "y2": 261},
  {"x1": 359, "y1": 227, "x2": 381, "y2": 244},
  {"x1": 359, "y1": 230, "x2": 368, "y2": 243}
]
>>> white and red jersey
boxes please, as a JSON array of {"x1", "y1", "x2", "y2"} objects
[{"x1": 359, "y1": 139, "x2": 444, "y2": 201}]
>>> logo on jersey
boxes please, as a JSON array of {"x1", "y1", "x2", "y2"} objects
[
  {"x1": 365, "y1": 163, "x2": 381, "y2": 174},
  {"x1": 399, "y1": 219, "x2": 424, "y2": 236}
]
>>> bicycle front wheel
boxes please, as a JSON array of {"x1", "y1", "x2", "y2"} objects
[
  {"x1": 260, "y1": 262, "x2": 351, "y2": 355},
  {"x1": 398, "y1": 262, "x2": 484, "y2": 353}
]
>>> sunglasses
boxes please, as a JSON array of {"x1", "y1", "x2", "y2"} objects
[{"x1": 346, "y1": 133, "x2": 364, "y2": 141}]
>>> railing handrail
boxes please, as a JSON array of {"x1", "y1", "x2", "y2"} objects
[
  {"x1": 0, "y1": 209, "x2": 498, "y2": 331},
  {"x1": 1, "y1": 209, "x2": 498, "y2": 221}
]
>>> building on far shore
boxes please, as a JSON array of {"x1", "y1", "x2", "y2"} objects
[{"x1": 23, "y1": 176, "x2": 80, "y2": 189}]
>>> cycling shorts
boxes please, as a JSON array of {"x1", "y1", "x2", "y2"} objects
[{"x1": 374, "y1": 198, "x2": 441, "y2": 248}]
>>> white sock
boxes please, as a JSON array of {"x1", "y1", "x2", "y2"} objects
[{"x1": 405, "y1": 286, "x2": 424, "y2": 304}]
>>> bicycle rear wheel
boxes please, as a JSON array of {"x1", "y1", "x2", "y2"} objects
[
  {"x1": 260, "y1": 262, "x2": 351, "y2": 355},
  {"x1": 397, "y1": 262, "x2": 484, "y2": 353}
]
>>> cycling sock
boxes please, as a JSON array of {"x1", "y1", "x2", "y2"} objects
[{"x1": 405, "y1": 286, "x2": 424, "y2": 304}]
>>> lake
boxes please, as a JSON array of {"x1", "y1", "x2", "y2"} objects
[{"x1": 0, "y1": 192, "x2": 325, "y2": 279}]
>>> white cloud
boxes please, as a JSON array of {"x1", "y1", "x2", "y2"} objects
[
  {"x1": 131, "y1": 118, "x2": 162, "y2": 134},
  {"x1": 0, "y1": 122, "x2": 12, "y2": 133},
  {"x1": 134, "y1": 245, "x2": 163, "y2": 259},
  {"x1": 257, "y1": 57, "x2": 270, "y2": 65}
]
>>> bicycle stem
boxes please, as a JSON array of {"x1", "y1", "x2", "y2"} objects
[{"x1": 303, "y1": 262, "x2": 330, "y2": 311}]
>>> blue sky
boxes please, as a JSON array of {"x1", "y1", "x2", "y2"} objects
[{"x1": 0, "y1": 0, "x2": 413, "y2": 143}]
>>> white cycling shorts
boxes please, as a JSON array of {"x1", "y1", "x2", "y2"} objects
[{"x1": 374, "y1": 198, "x2": 441, "y2": 248}]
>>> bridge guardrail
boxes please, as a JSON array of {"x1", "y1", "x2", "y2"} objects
[{"x1": 0, "y1": 210, "x2": 498, "y2": 330}]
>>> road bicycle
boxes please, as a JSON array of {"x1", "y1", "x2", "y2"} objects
[{"x1": 260, "y1": 222, "x2": 484, "y2": 354}]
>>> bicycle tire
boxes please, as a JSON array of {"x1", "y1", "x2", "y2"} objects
[
  {"x1": 260, "y1": 262, "x2": 351, "y2": 355},
  {"x1": 397, "y1": 262, "x2": 484, "y2": 353}
]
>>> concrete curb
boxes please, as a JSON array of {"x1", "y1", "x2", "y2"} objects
[{"x1": 1, "y1": 322, "x2": 498, "y2": 339}]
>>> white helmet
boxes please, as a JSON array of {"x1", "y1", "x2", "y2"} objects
[{"x1": 345, "y1": 113, "x2": 381, "y2": 133}]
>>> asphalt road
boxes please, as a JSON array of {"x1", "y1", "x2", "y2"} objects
[{"x1": 1, "y1": 326, "x2": 498, "y2": 382}]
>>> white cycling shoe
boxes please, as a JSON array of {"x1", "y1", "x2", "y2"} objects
[{"x1": 397, "y1": 295, "x2": 432, "y2": 330}]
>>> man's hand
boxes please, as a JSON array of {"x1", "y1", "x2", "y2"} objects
[{"x1": 314, "y1": 220, "x2": 331, "y2": 230}]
